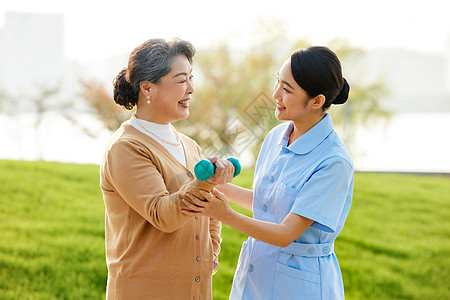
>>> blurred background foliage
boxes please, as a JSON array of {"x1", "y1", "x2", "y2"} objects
[{"x1": 79, "y1": 20, "x2": 389, "y2": 165}]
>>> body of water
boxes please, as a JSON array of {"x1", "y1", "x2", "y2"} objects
[{"x1": 0, "y1": 112, "x2": 449, "y2": 173}]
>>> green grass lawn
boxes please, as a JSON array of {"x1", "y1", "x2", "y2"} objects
[{"x1": 0, "y1": 160, "x2": 449, "y2": 299}]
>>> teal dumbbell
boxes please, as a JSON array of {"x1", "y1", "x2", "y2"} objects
[{"x1": 194, "y1": 158, "x2": 241, "y2": 181}]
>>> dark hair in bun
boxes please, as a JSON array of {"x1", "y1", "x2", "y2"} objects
[
  {"x1": 290, "y1": 46, "x2": 349, "y2": 110},
  {"x1": 333, "y1": 78, "x2": 350, "y2": 105},
  {"x1": 113, "y1": 68, "x2": 136, "y2": 110},
  {"x1": 113, "y1": 38, "x2": 196, "y2": 110}
]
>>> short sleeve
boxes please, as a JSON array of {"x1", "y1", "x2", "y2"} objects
[{"x1": 290, "y1": 156, "x2": 353, "y2": 233}]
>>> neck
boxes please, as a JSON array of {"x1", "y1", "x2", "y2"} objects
[
  {"x1": 135, "y1": 107, "x2": 170, "y2": 125},
  {"x1": 289, "y1": 113, "x2": 325, "y2": 145}
]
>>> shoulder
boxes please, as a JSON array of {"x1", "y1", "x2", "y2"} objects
[
  {"x1": 313, "y1": 138, "x2": 354, "y2": 181},
  {"x1": 254, "y1": 122, "x2": 288, "y2": 171},
  {"x1": 268, "y1": 122, "x2": 289, "y2": 136},
  {"x1": 105, "y1": 123, "x2": 152, "y2": 157},
  {"x1": 264, "y1": 122, "x2": 289, "y2": 144},
  {"x1": 259, "y1": 122, "x2": 289, "y2": 153},
  {"x1": 324, "y1": 131, "x2": 353, "y2": 168}
]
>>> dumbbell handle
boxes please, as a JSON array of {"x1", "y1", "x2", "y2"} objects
[{"x1": 194, "y1": 158, "x2": 241, "y2": 181}]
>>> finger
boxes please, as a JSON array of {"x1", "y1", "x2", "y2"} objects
[
  {"x1": 199, "y1": 190, "x2": 215, "y2": 201},
  {"x1": 207, "y1": 156, "x2": 218, "y2": 164},
  {"x1": 211, "y1": 188, "x2": 226, "y2": 200},
  {"x1": 224, "y1": 160, "x2": 235, "y2": 177},
  {"x1": 186, "y1": 193, "x2": 205, "y2": 206},
  {"x1": 182, "y1": 198, "x2": 203, "y2": 210},
  {"x1": 181, "y1": 209, "x2": 199, "y2": 216},
  {"x1": 214, "y1": 160, "x2": 225, "y2": 172}
]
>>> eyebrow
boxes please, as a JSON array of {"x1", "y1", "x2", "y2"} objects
[
  {"x1": 277, "y1": 73, "x2": 294, "y2": 90},
  {"x1": 172, "y1": 69, "x2": 193, "y2": 78},
  {"x1": 281, "y1": 80, "x2": 294, "y2": 90}
]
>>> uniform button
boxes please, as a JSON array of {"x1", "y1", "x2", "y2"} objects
[
  {"x1": 323, "y1": 246, "x2": 330, "y2": 254},
  {"x1": 308, "y1": 247, "x2": 315, "y2": 255},
  {"x1": 269, "y1": 176, "x2": 275, "y2": 183},
  {"x1": 195, "y1": 235, "x2": 200, "y2": 240},
  {"x1": 262, "y1": 204, "x2": 268, "y2": 212},
  {"x1": 195, "y1": 216, "x2": 199, "y2": 219},
  {"x1": 195, "y1": 277, "x2": 200, "y2": 282},
  {"x1": 248, "y1": 264, "x2": 254, "y2": 272},
  {"x1": 196, "y1": 256, "x2": 201, "y2": 262},
  {"x1": 187, "y1": 172, "x2": 192, "y2": 177}
]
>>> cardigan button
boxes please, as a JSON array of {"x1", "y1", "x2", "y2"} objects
[
  {"x1": 196, "y1": 256, "x2": 201, "y2": 262},
  {"x1": 187, "y1": 172, "x2": 192, "y2": 177},
  {"x1": 195, "y1": 235, "x2": 200, "y2": 240},
  {"x1": 195, "y1": 216, "x2": 199, "y2": 219},
  {"x1": 195, "y1": 277, "x2": 200, "y2": 282}
]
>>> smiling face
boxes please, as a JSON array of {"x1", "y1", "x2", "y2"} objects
[
  {"x1": 147, "y1": 54, "x2": 194, "y2": 124},
  {"x1": 273, "y1": 58, "x2": 313, "y2": 122}
]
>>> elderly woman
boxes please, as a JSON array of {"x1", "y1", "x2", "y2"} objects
[{"x1": 100, "y1": 38, "x2": 234, "y2": 300}]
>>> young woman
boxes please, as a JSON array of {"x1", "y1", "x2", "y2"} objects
[
  {"x1": 100, "y1": 38, "x2": 235, "y2": 300},
  {"x1": 182, "y1": 46, "x2": 354, "y2": 299}
]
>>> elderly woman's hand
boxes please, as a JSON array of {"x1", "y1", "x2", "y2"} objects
[{"x1": 205, "y1": 157, "x2": 235, "y2": 185}]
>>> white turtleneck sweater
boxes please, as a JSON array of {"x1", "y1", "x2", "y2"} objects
[{"x1": 129, "y1": 116, "x2": 187, "y2": 167}]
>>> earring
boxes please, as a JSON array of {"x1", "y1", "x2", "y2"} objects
[{"x1": 146, "y1": 95, "x2": 151, "y2": 104}]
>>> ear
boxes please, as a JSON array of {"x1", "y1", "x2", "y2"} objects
[
  {"x1": 311, "y1": 94, "x2": 326, "y2": 109},
  {"x1": 139, "y1": 81, "x2": 153, "y2": 96}
]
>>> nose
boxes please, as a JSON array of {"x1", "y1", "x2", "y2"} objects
[
  {"x1": 187, "y1": 77, "x2": 194, "y2": 94},
  {"x1": 273, "y1": 81, "x2": 281, "y2": 101}
]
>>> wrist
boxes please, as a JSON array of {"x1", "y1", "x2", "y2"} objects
[{"x1": 221, "y1": 206, "x2": 237, "y2": 225}]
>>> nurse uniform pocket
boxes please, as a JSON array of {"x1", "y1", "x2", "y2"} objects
[
  {"x1": 274, "y1": 182, "x2": 297, "y2": 222},
  {"x1": 272, "y1": 262, "x2": 321, "y2": 300}
]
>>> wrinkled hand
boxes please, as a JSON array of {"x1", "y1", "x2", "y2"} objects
[{"x1": 205, "y1": 157, "x2": 235, "y2": 185}]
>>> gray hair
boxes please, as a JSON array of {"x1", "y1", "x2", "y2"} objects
[{"x1": 113, "y1": 38, "x2": 196, "y2": 110}]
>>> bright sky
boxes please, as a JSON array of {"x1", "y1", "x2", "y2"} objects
[{"x1": 1, "y1": 0, "x2": 450, "y2": 62}]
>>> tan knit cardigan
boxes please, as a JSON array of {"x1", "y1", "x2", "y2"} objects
[{"x1": 100, "y1": 122, "x2": 221, "y2": 300}]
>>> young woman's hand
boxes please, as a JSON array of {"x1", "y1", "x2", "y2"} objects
[
  {"x1": 181, "y1": 188, "x2": 233, "y2": 222},
  {"x1": 205, "y1": 157, "x2": 235, "y2": 185}
]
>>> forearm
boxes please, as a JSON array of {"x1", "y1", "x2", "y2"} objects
[
  {"x1": 209, "y1": 218, "x2": 222, "y2": 255},
  {"x1": 221, "y1": 211, "x2": 290, "y2": 247},
  {"x1": 182, "y1": 189, "x2": 313, "y2": 247},
  {"x1": 146, "y1": 180, "x2": 217, "y2": 233},
  {"x1": 220, "y1": 210, "x2": 314, "y2": 248},
  {"x1": 216, "y1": 183, "x2": 253, "y2": 211}
]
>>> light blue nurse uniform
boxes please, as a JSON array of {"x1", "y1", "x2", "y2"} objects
[{"x1": 230, "y1": 114, "x2": 354, "y2": 300}]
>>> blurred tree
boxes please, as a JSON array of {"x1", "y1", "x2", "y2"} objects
[
  {"x1": 175, "y1": 35, "x2": 389, "y2": 165},
  {"x1": 78, "y1": 22, "x2": 389, "y2": 166},
  {"x1": 0, "y1": 88, "x2": 7, "y2": 112},
  {"x1": 29, "y1": 84, "x2": 60, "y2": 160},
  {"x1": 327, "y1": 39, "x2": 390, "y2": 150},
  {"x1": 78, "y1": 80, "x2": 131, "y2": 135},
  {"x1": 176, "y1": 20, "x2": 290, "y2": 162}
]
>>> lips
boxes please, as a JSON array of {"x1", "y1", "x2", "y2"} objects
[
  {"x1": 276, "y1": 104, "x2": 286, "y2": 110},
  {"x1": 178, "y1": 99, "x2": 190, "y2": 108}
]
